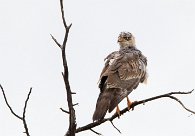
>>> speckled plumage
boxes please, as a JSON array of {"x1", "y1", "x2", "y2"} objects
[{"x1": 93, "y1": 32, "x2": 148, "y2": 121}]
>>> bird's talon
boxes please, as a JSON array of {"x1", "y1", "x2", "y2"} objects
[{"x1": 131, "y1": 101, "x2": 137, "y2": 111}]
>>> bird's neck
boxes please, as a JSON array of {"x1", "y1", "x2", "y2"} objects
[{"x1": 119, "y1": 45, "x2": 136, "y2": 51}]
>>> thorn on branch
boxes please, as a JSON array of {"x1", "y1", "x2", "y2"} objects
[
  {"x1": 68, "y1": 23, "x2": 72, "y2": 29},
  {"x1": 73, "y1": 103, "x2": 79, "y2": 106},
  {"x1": 60, "y1": 108, "x2": 70, "y2": 114},
  {"x1": 71, "y1": 92, "x2": 76, "y2": 94},
  {"x1": 50, "y1": 34, "x2": 62, "y2": 49},
  {"x1": 61, "y1": 72, "x2": 64, "y2": 76}
]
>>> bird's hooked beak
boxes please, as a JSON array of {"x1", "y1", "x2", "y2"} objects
[{"x1": 118, "y1": 36, "x2": 123, "y2": 42}]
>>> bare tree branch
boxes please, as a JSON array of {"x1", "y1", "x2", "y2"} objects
[
  {"x1": 51, "y1": 0, "x2": 76, "y2": 135},
  {"x1": 0, "y1": 84, "x2": 32, "y2": 136},
  {"x1": 167, "y1": 95, "x2": 195, "y2": 114},
  {"x1": 50, "y1": 34, "x2": 62, "y2": 48},
  {"x1": 110, "y1": 121, "x2": 121, "y2": 133},
  {"x1": 22, "y1": 88, "x2": 32, "y2": 136},
  {"x1": 75, "y1": 90, "x2": 194, "y2": 134},
  {"x1": 90, "y1": 128, "x2": 102, "y2": 135},
  {"x1": 60, "y1": 108, "x2": 70, "y2": 114},
  {"x1": 60, "y1": 0, "x2": 67, "y2": 29},
  {"x1": 0, "y1": 84, "x2": 22, "y2": 120},
  {"x1": 59, "y1": 0, "x2": 72, "y2": 49},
  {"x1": 73, "y1": 103, "x2": 79, "y2": 106}
]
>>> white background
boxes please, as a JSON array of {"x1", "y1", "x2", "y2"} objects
[{"x1": 0, "y1": 0, "x2": 195, "y2": 136}]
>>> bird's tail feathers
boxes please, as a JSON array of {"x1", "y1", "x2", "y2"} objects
[{"x1": 93, "y1": 90, "x2": 113, "y2": 121}]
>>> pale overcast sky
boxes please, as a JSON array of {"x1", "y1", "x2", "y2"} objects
[{"x1": 0, "y1": 0, "x2": 195, "y2": 136}]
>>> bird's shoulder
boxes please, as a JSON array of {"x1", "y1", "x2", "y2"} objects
[
  {"x1": 105, "y1": 47, "x2": 144, "y2": 65},
  {"x1": 101, "y1": 46, "x2": 147, "y2": 80}
]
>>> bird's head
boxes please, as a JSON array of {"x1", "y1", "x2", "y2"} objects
[{"x1": 118, "y1": 32, "x2": 135, "y2": 48}]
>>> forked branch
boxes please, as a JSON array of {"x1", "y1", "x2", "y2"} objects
[
  {"x1": 0, "y1": 84, "x2": 32, "y2": 136},
  {"x1": 51, "y1": 0, "x2": 76, "y2": 135},
  {"x1": 0, "y1": 84, "x2": 23, "y2": 120}
]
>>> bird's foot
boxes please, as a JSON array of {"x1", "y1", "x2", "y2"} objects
[
  {"x1": 116, "y1": 105, "x2": 121, "y2": 118},
  {"x1": 127, "y1": 97, "x2": 132, "y2": 110}
]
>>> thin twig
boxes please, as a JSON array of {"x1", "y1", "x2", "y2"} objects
[
  {"x1": 62, "y1": 24, "x2": 72, "y2": 49},
  {"x1": 60, "y1": 0, "x2": 67, "y2": 29},
  {"x1": 60, "y1": 108, "x2": 70, "y2": 114},
  {"x1": 167, "y1": 95, "x2": 195, "y2": 114},
  {"x1": 73, "y1": 103, "x2": 79, "y2": 106},
  {"x1": 0, "y1": 84, "x2": 22, "y2": 120},
  {"x1": 60, "y1": 0, "x2": 72, "y2": 49},
  {"x1": 110, "y1": 121, "x2": 121, "y2": 134},
  {"x1": 50, "y1": 34, "x2": 62, "y2": 49},
  {"x1": 22, "y1": 88, "x2": 32, "y2": 136},
  {"x1": 90, "y1": 128, "x2": 102, "y2": 135}
]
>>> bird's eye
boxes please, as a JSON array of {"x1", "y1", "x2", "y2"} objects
[{"x1": 124, "y1": 37, "x2": 130, "y2": 40}]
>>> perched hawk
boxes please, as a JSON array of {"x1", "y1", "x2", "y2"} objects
[{"x1": 93, "y1": 32, "x2": 148, "y2": 121}]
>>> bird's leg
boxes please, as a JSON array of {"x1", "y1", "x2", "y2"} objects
[
  {"x1": 116, "y1": 105, "x2": 121, "y2": 118},
  {"x1": 127, "y1": 96, "x2": 132, "y2": 110}
]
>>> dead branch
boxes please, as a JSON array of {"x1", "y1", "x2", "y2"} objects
[
  {"x1": 90, "y1": 128, "x2": 102, "y2": 135},
  {"x1": 110, "y1": 121, "x2": 121, "y2": 133},
  {"x1": 75, "y1": 90, "x2": 194, "y2": 134},
  {"x1": 0, "y1": 84, "x2": 32, "y2": 136},
  {"x1": 0, "y1": 84, "x2": 22, "y2": 120},
  {"x1": 60, "y1": 108, "x2": 70, "y2": 114},
  {"x1": 51, "y1": 0, "x2": 76, "y2": 135},
  {"x1": 22, "y1": 88, "x2": 32, "y2": 136}
]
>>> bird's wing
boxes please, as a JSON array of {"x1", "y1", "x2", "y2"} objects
[
  {"x1": 98, "y1": 51, "x2": 120, "y2": 91},
  {"x1": 100, "y1": 49, "x2": 147, "y2": 88}
]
